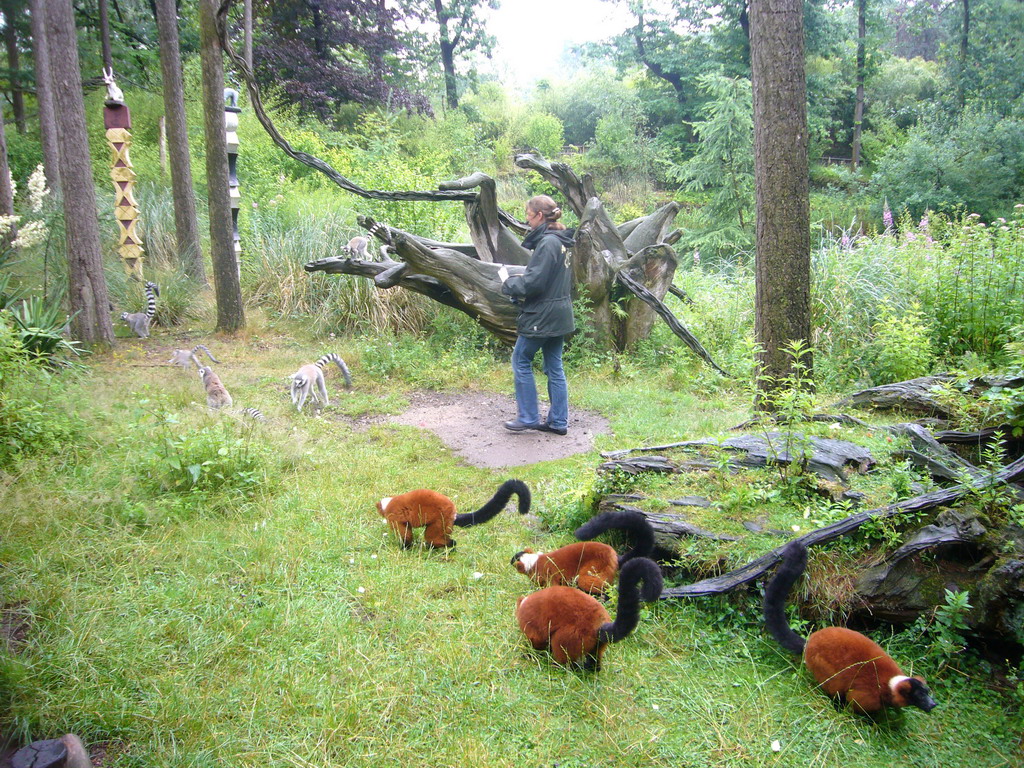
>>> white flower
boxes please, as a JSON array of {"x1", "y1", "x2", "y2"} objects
[
  {"x1": 771, "y1": 740, "x2": 781, "y2": 752},
  {"x1": 27, "y1": 165, "x2": 49, "y2": 212},
  {"x1": 791, "y1": 525, "x2": 801, "y2": 532},
  {"x1": 349, "y1": 558, "x2": 355, "y2": 564},
  {"x1": 472, "y1": 571, "x2": 483, "y2": 579},
  {"x1": 11, "y1": 219, "x2": 47, "y2": 250},
  {"x1": 0, "y1": 214, "x2": 19, "y2": 240},
  {"x1": 357, "y1": 586, "x2": 365, "y2": 593},
  {"x1": 651, "y1": 703, "x2": 660, "y2": 711},
  {"x1": 371, "y1": 554, "x2": 377, "y2": 559}
]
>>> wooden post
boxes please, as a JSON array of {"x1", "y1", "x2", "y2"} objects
[
  {"x1": 102, "y1": 68, "x2": 145, "y2": 279},
  {"x1": 224, "y1": 87, "x2": 241, "y2": 267}
]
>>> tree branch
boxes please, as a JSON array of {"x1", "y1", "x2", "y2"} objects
[{"x1": 659, "y1": 453, "x2": 1024, "y2": 598}]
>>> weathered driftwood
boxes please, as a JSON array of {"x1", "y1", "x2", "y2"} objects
[
  {"x1": 616, "y1": 267, "x2": 729, "y2": 375},
  {"x1": 730, "y1": 412, "x2": 869, "y2": 431},
  {"x1": 658, "y1": 452, "x2": 1024, "y2": 599},
  {"x1": 601, "y1": 433, "x2": 874, "y2": 485},
  {"x1": 599, "y1": 499, "x2": 740, "y2": 543},
  {"x1": 850, "y1": 510, "x2": 1016, "y2": 627},
  {"x1": 833, "y1": 375, "x2": 956, "y2": 417},
  {"x1": 598, "y1": 455, "x2": 679, "y2": 476},
  {"x1": 835, "y1": 374, "x2": 1024, "y2": 421}
]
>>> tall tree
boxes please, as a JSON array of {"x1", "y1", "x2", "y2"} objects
[
  {"x1": 28, "y1": 0, "x2": 59, "y2": 194},
  {"x1": 0, "y1": 98, "x2": 14, "y2": 248},
  {"x1": 154, "y1": 0, "x2": 206, "y2": 283},
  {"x1": 43, "y1": 0, "x2": 114, "y2": 345},
  {"x1": 250, "y1": 0, "x2": 428, "y2": 120},
  {"x1": 749, "y1": 0, "x2": 811, "y2": 406},
  {"x1": 242, "y1": 0, "x2": 252, "y2": 69},
  {"x1": 959, "y1": 0, "x2": 969, "y2": 107},
  {"x1": 2, "y1": 0, "x2": 26, "y2": 134},
  {"x1": 851, "y1": 0, "x2": 866, "y2": 170},
  {"x1": 427, "y1": 0, "x2": 497, "y2": 109},
  {"x1": 199, "y1": 0, "x2": 243, "y2": 331}
]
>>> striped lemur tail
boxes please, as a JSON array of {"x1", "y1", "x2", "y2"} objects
[
  {"x1": 314, "y1": 353, "x2": 352, "y2": 388},
  {"x1": 193, "y1": 344, "x2": 220, "y2": 363},
  {"x1": 597, "y1": 558, "x2": 663, "y2": 644},
  {"x1": 763, "y1": 540, "x2": 809, "y2": 655},
  {"x1": 454, "y1": 479, "x2": 530, "y2": 527},
  {"x1": 239, "y1": 407, "x2": 266, "y2": 422},
  {"x1": 144, "y1": 281, "x2": 159, "y2": 318},
  {"x1": 574, "y1": 509, "x2": 656, "y2": 565}
]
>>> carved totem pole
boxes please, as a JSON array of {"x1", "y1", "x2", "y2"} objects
[
  {"x1": 224, "y1": 88, "x2": 242, "y2": 266},
  {"x1": 102, "y1": 67, "x2": 145, "y2": 279}
]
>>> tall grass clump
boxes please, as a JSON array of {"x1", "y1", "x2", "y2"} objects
[
  {"x1": 812, "y1": 206, "x2": 1024, "y2": 384},
  {"x1": 241, "y1": 194, "x2": 438, "y2": 336},
  {"x1": 670, "y1": 256, "x2": 756, "y2": 380}
]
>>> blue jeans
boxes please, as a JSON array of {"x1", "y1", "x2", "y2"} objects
[{"x1": 511, "y1": 335, "x2": 568, "y2": 429}]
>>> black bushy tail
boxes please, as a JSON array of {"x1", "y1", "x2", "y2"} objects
[
  {"x1": 454, "y1": 479, "x2": 530, "y2": 527},
  {"x1": 763, "y1": 540, "x2": 809, "y2": 655},
  {"x1": 574, "y1": 509, "x2": 655, "y2": 565},
  {"x1": 315, "y1": 353, "x2": 353, "y2": 388},
  {"x1": 597, "y1": 557, "x2": 663, "y2": 644}
]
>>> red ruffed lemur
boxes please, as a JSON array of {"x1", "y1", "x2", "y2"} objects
[
  {"x1": 377, "y1": 479, "x2": 530, "y2": 549},
  {"x1": 516, "y1": 557, "x2": 662, "y2": 671},
  {"x1": 510, "y1": 509, "x2": 655, "y2": 595},
  {"x1": 763, "y1": 539, "x2": 937, "y2": 715}
]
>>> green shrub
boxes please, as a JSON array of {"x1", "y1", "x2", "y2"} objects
[
  {"x1": 866, "y1": 302, "x2": 934, "y2": 384},
  {"x1": 134, "y1": 416, "x2": 281, "y2": 501},
  {"x1": 0, "y1": 315, "x2": 79, "y2": 466}
]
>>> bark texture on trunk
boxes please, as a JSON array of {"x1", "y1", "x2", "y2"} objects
[
  {"x1": 155, "y1": 0, "x2": 206, "y2": 283},
  {"x1": 3, "y1": 8, "x2": 25, "y2": 134},
  {"x1": 750, "y1": 0, "x2": 812, "y2": 406},
  {"x1": 852, "y1": 0, "x2": 866, "y2": 169},
  {"x1": 200, "y1": 0, "x2": 244, "y2": 331},
  {"x1": 44, "y1": 0, "x2": 114, "y2": 345},
  {"x1": 29, "y1": 0, "x2": 61, "y2": 195}
]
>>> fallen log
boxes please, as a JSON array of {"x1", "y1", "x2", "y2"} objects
[{"x1": 659, "y1": 452, "x2": 1024, "y2": 599}]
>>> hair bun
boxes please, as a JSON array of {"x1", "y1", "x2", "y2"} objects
[{"x1": 550, "y1": 207, "x2": 562, "y2": 220}]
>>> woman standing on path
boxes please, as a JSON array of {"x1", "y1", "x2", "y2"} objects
[{"x1": 497, "y1": 195, "x2": 575, "y2": 436}]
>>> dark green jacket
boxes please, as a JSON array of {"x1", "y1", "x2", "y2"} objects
[{"x1": 501, "y1": 225, "x2": 576, "y2": 338}]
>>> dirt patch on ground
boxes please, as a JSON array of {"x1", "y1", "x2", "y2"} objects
[{"x1": 379, "y1": 390, "x2": 611, "y2": 468}]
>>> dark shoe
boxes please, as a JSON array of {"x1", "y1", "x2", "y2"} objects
[
  {"x1": 536, "y1": 423, "x2": 568, "y2": 436},
  {"x1": 504, "y1": 419, "x2": 541, "y2": 432}
]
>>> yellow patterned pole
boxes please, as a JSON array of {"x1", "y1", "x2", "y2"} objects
[{"x1": 103, "y1": 67, "x2": 145, "y2": 279}]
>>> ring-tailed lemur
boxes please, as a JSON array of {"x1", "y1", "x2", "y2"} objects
[
  {"x1": 239, "y1": 407, "x2": 266, "y2": 421},
  {"x1": 290, "y1": 353, "x2": 352, "y2": 411},
  {"x1": 198, "y1": 365, "x2": 233, "y2": 409},
  {"x1": 121, "y1": 281, "x2": 159, "y2": 338},
  {"x1": 169, "y1": 344, "x2": 220, "y2": 369},
  {"x1": 343, "y1": 236, "x2": 369, "y2": 258}
]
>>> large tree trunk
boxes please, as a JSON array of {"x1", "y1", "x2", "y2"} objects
[
  {"x1": 434, "y1": 1, "x2": 459, "y2": 109},
  {"x1": 749, "y1": 0, "x2": 811, "y2": 408},
  {"x1": 154, "y1": 0, "x2": 206, "y2": 283},
  {"x1": 242, "y1": 0, "x2": 252, "y2": 70},
  {"x1": 0, "y1": 96, "x2": 14, "y2": 248},
  {"x1": 3, "y1": 4, "x2": 26, "y2": 134},
  {"x1": 199, "y1": 0, "x2": 243, "y2": 331},
  {"x1": 28, "y1": 0, "x2": 60, "y2": 195},
  {"x1": 959, "y1": 0, "x2": 969, "y2": 107},
  {"x1": 851, "y1": 0, "x2": 866, "y2": 170},
  {"x1": 44, "y1": 0, "x2": 114, "y2": 345}
]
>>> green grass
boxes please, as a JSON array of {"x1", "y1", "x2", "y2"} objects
[{"x1": 1, "y1": 324, "x2": 1021, "y2": 767}]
